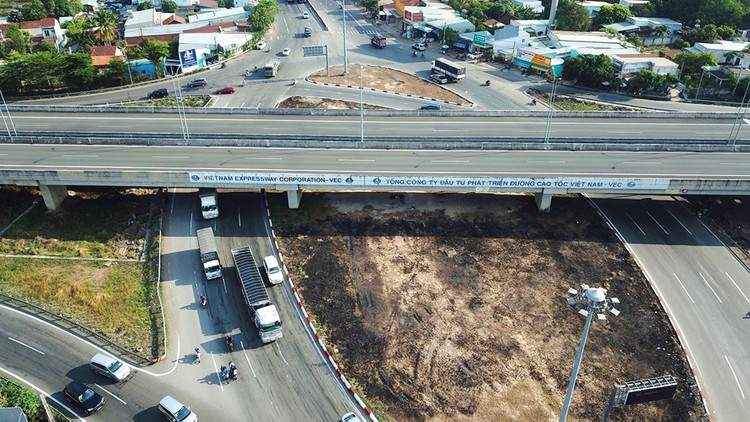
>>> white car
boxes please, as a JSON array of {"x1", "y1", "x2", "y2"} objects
[
  {"x1": 412, "y1": 42, "x2": 426, "y2": 51},
  {"x1": 256, "y1": 40, "x2": 267, "y2": 50},
  {"x1": 263, "y1": 255, "x2": 284, "y2": 285},
  {"x1": 341, "y1": 413, "x2": 361, "y2": 422},
  {"x1": 302, "y1": 11, "x2": 309, "y2": 19},
  {"x1": 467, "y1": 52, "x2": 482, "y2": 60},
  {"x1": 282, "y1": 47, "x2": 291, "y2": 56}
]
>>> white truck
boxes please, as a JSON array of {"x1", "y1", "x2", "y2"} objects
[
  {"x1": 232, "y1": 246, "x2": 283, "y2": 343},
  {"x1": 198, "y1": 189, "x2": 219, "y2": 220},
  {"x1": 431, "y1": 58, "x2": 466, "y2": 82},
  {"x1": 264, "y1": 60, "x2": 280, "y2": 78},
  {"x1": 197, "y1": 227, "x2": 222, "y2": 280}
]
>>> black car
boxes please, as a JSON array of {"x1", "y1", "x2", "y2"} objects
[
  {"x1": 187, "y1": 78, "x2": 207, "y2": 88},
  {"x1": 420, "y1": 103, "x2": 442, "y2": 110},
  {"x1": 64, "y1": 381, "x2": 105, "y2": 415},
  {"x1": 147, "y1": 88, "x2": 168, "y2": 99}
]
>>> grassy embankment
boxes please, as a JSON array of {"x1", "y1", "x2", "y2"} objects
[{"x1": 0, "y1": 187, "x2": 161, "y2": 356}]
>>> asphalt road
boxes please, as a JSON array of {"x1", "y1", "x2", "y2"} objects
[
  {"x1": 2, "y1": 111, "x2": 747, "y2": 141},
  {"x1": 2, "y1": 144, "x2": 749, "y2": 180},
  {"x1": 160, "y1": 190, "x2": 360, "y2": 421},
  {"x1": 592, "y1": 195, "x2": 750, "y2": 421}
]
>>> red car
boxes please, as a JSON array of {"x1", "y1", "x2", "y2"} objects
[{"x1": 215, "y1": 86, "x2": 236, "y2": 94}]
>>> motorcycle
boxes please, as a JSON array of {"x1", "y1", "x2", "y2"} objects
[
  {"x1": 485, "y1": 80, "x2": 491, "y2": 86},
  {"x1": 228, "y1": 362, "x2": 238, "y2": 380},
  {"x1": 245, "y1": 70, "x2": 250, "y2": 77},
  {"x1": 220, "y1": 63, "x2": 226, "y2": 69},
  {"x1": 220, "y1": 365, "x2": 229, "y2": 382},
  {"x1": 531, "y1": 98, "x2": 537, "y2": 105},
  {"x1": 199, "y1": 295, "x2": 206, "y2": 309},
  {"x1": 226, "y1": 336, "x2": 234, "y2": 352}
]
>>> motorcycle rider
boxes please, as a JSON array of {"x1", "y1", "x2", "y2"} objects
[
  {"x1": 485, "y1": 80, "x2": 491, "y2": 86},
  {"x1": 194, "y1": 346, "x2": 201, "y2": 363},
  {"x1": 199, "y1": 294, "x2": 206, "y2": 308},
  {"x1": 226, "y1": 335, "x2": 234, "y2": 351}
]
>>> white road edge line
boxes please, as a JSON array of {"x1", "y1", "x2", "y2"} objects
[
  {"x1": 240, "y1": 340, "x2": 257, "y2": 378},
  {"x1": 95, "y1": 384, "x2": 127, "y2": 404},
  {"x1": 667, "y1": 210, "x2": 692, "y2": 235},
  {"x1": 699, "y1": 272, "x2": 722, "y2": 303},
  {"x1": 724, "y1": 355, "x2": 745, "y2": 399},
  {"x1": 724, "y1": 272, "x2": 750, "y2": 304},
  {"x1": 0, "y1": 365, "x2": 85, "y2": 421},
  {"x1": 212, "y1": 356, "x2": 225, "y2": 391},
  {"x1": 626, "y1": 213, "x2": 646, "y2": 236},
  {"x1": 672, "y1": 273, "x2": 696, "y2": 304},
  {"x1": 237, "y1": 206, "x2": 242, "y2": 228},
  {"x1": 274, "y1": 342, "x2": 289, "y2": 365},
  {"x1": 8, "y1": 337, "x2": 45, "y2": 354},
  {"x1": 646, "y1": 211, "x2": 669, "y2": 234}
]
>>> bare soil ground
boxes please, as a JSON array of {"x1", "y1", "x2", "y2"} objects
[
  {"x1": 278, "y1": 96, "x2": 391, "y2": 110},
  {"x1": 270, "y1": 192, "x2": 706, "y2": 421},
  {"x1": 306, "y1": 64, "x2": 469, "y2": 105}
]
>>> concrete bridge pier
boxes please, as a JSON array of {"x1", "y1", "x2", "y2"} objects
[
  {"x1": 285, "y1": 187, "x2": 303, "y2": 209},
  {"x1": 39, "y1": 184, "x2": 69, "y2": 210},
  {"x1": 534, "y1": 188, "x2": 566, "y2": 212}
]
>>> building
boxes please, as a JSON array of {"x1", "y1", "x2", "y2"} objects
[
  {"x1": 511, "y1": 0, "x2": 544, "y2": 14},
  {"x1": 610, "y1": 53, "x2": 679, "y2": 78},
  {"x1": 177, "y1": 32, "x2": 253, "y2": 72},
  {"x1": 186, "y1": 7, "x2": 250, "y2": 25},
  {"x1": 0, "y1": 18, "x2": 66, "y2": 51},
  {"x1": 686, "y1": 40, "x2": 750, "y2": 64},
  {"x1": 124, "y1": 9, "x2": 185, "y2": 32},
  {"x1": 90, "y1": 45, "x2": 125, "y2": 70},
  {"x1": 601, "y1": 16, "x2": 682, "y2": 46},
  {"x1": 490, "y1": 24, "x2": 531, "y2": 60},
  {"x1": 578, "y1": 1, "x2": 611, "y2": 16},
  {"x1": 619, "y1": 0, "x2": 650, "y2": 6}
]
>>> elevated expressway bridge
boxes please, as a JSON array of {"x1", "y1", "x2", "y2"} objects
[{"x1": 1, "y1": 107, "x2": 749, "y2": 210}]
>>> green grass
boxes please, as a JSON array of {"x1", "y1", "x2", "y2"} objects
[
  {"x1": 554, "y1": 98, "x2": 616, "y2": 111},
  {"x1": 0, "y1": 258, "x2": 152, "y2": 351},
  {"x1": 0, "y1": 190, "x2": 150, "y2": 258},
  {"x1": 0, "y1": 186, "x2": 40, "y2": 229},
  {"x1": 123, "y1": 96, "x2": 211, "y2": 107},
  {"x1": 0, "y1": 1, "x2": 29, "y2": 16}
]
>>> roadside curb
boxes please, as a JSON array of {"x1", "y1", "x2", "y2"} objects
[
  {"x1": 585, "y1": 196, "x2": 711, "y2": 420},
  {"x1": 308, "y1": 79, "x2": 472, "y2": 107},
  {"x1": 262, "y1": 192, "x2": 378, "y2": 422}
]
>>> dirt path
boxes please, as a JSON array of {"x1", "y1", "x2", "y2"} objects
[{"x1": 270, "y1": 192, "x2": 706, "y2": 421}]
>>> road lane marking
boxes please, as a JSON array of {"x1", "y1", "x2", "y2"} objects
[
  {"x1": 95, "y1": 384, "x2": 127, "y2": 404},
  {"x1": 725, "y1": 272, "x2": 750, "y2": 303},
  {"x1": 0, "y1": 366, "x2": 84, "y2": 421},
  {"x1": 212, "y1": 357, "x2": 225, "y2": 391},
  {"x1": 8, "y1": 337, "x2": 45, "y2": 354},
  {"x1": 274, "y1": 342, "x2": 289, "y2": 365},
  {"x1": 237, "y1": 206, "x2": 242, "y2": 228},
  {"x1": 151, "y1": 155, "x2": 190, "y2": 159},
  {"x1": 622, "y1": 161, "x2": 662, "y2": 165},
  {"x1": 724, "y1": 355, "x2": 745, "y2": 399},
  {"x1": 240, "y1": 341, "x2": 257, "y2": 378},
  {"x1": 337, "y1": 159, "x2": 375, "y2": 162},
  {"x1": 244, "y1": 157, "x2": 282, "y2": 160},
  {"x1": 672, "y1": 273, "x2": 695, "y2": 304},
  {"x1": 61, "y1": 154, "x2": 98, "y2": 158},
  {"x1": 646, "y1": 211, "x2": 668, "y2": 234},
  {"x1": 699, "y1": 272, "x2": 722, "y2": 303},
  {"x1": 626, "y1": 213, "x2": 646, "y2": 236},
  {"x1": 432, "y1": 160, "x2": 469, "y2": 163},
  {"x1": 526, "y1": 160, "x2": 565, "y2": 164},
  {"x1": 667, "y1": 210, "x2": 692, "y2": 235},
  {"x1": 744, "y1": 119, "x2": 750, "y2": 125}
]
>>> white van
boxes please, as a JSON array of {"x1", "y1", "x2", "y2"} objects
[
  {"x1": 263, "y1": 255, "x2": 284, "y2": 285},
  {"x1": 158, "y1": 395, "x2": 197, "y2": 422},
  {"x1": 90, "y1": 353, "x2": 131, "y2": 382}
]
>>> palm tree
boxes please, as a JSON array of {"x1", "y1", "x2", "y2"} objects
[
  {"x1": 651, "y1": 25, "x2": 670, "y2": 46},
  {"x1": 94, "y1": 11, "x2": 120, "y2": 46}
]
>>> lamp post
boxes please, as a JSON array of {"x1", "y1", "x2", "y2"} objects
[
  {"x1": 560, "y1": 285, "x2": 620, "y2": 422},
  {"x1": 342, "y1": 0, "x2": 348, "y2": 75}
]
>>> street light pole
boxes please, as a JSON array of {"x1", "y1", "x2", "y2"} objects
[
  {"x1": 342, "y1": 0, "x2": 348, "y2": 76},
  {"x1": 560, "y1": 286, "x2": 620, "y2": 422}
]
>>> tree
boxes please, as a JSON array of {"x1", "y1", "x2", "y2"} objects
[
  {"x1": 135, "y1": 39, "x2": 170, "y2": 76},
  {"x1": 673, "y1": 51, "x2": 718, "y2": 76},
  {"x1": 161, "y1": 0, "x2": 178, "y2": 13},
  {"x1": 94, "y1": 11, "x2": 120, "y2": 46},
  {"x1": 53, "y1": 0, "x2": 83, "y2": 17},
  {"x1": 555, "y1": 0, "x2": 590, "y2": 32},
  {"x1": 32, "y1": 40, "x2": 57, "y2": 52},
  {"x1": 62, "y1": 52, "x2": 97, "y2": 88},
  {"x1": 63, "y1": 17, "x2": 97, "y2": 51},
  {"x1": 248, "y1": 0, "x2": 282, "y2": 35},
  {"x1": 21, "y1": 0, "x2": 47, "y2": 21},
  {"x1": 102, "y1": 57, "x2": 131, "y2": 86},
  {"x1": 5, "y1": 25, "x2": 32, "y2": 54},
  {"x1": 592, "y1": 4, "x2": 633, "y2": 28},
  {"x1": 651, "y1": 25, "x2": 670, "y2": 45},
  {"x1": 717, "y1": 24, "x2": 737, "y2": 40},
  {"x1": 137, "y1": 1, "x2": 154, "y2": 11},
  {"x1": 629, "y1": 2, "x2": 655, "y2": 17},
  {"x1": 625, "y1": 33, "x2": 642, "y2": 48},
  {"x1": 562, "y1": 54, "x2": 613, "y2": 86},
  {"x1": 364, "y1": 0, "x2": 378, "y2": 14},
  {"x1": 218, "y1": 0, "x2": 232, "y2": 8},
  {"x1": 443, "y1": 27, "x2": 460, "y2": 47}
]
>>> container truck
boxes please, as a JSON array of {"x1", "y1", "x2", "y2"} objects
[
  {"x1": 430, "y1": 58, "x2": 466, "y2": 81},
  {"x1": 197, "y1": 227, "x2": 222, "y2": 280},
  {"x1": 232, "y1": 246, "x2": 283, "y2": 343},
  {"x1": 198, "y1": 189, "x2": 219, "y2": 219}
]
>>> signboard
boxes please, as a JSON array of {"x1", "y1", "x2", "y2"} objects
[
  {"x1": 395, "y1": 0, "x2": 404, "y2": 14},
  {"x1": 412, "y1": 11, "x2": 423, "y2": 23},
  {"x1": 303, "y1": 45, "x2": 326, "y2": 57},
  {"x1": 404, "y1": 10, "x2": 411, "y2": 20},
  {"x1": 623, "y1": 377, "x2": 678, "y2": 405},
  {"x1": 179, "y1": 49, "x2": 197, "y2": 67},
  {"x1": 473, "y1": 34, "x2": 486, "y2": 47},
  {"x1": 189, "y1": 172, "x2": 670, "y2": 191}
]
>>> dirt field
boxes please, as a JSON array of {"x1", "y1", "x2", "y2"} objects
[
  {"x1": 306, "y1": 64, "x2": 469, "y2": 105},
  {"x1": 269, "y1": 192, "x2": 706, "y2": 421},
  {"x1": 278, "y1": 96, "x2": 391, "y2": 110}
]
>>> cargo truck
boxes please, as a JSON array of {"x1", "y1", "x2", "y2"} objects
[
  {"x1": 370, "y1": 34, "x2": 386, "y2": 48},
  {"x1": 197, "y1": 228, "x2": 222, "y2": 280},
  {"x1": 232, "y1": 246, "x2": 283, "y2": 343},
  {"x1": 264, "y1": 60, "x2": 280, "y2": 78},
  {"x1": 430, "y1": 58, "x2": 466, "y2": 81},
  {"x1": 198, "y1": 189, "x2": 219, "y2": 219}
]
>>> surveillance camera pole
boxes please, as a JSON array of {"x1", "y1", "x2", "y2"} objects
[{"x1": 560, "y1": 286, "x2": 619, "y2": 422}]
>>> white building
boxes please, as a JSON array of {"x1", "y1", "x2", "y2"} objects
[
  {"x1": 491, "y1": 24, "x2": 531, "y2": 57},
  {"x1": 610, "y1": 54, "x2": 679, "y2": 78},
  {"x1": 187, "y1": 7, "x2": 250, "y2": 24},
  {"x1": 511, "y1": 0, "x2": 544, "y2": 14},
  {"x1": 178, "y1": 32, "x2": 254, "y2": 72},
  {"x1": 619, "y1": 0, "x2": 650, "y2": 6},
  {"x1": 687, "y1": 40, "x2": 750, "y2": 64}
]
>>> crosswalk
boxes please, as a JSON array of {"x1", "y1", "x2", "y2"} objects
[{"x1": 265, "y1": 29, "x2": 386, "y2": 41}]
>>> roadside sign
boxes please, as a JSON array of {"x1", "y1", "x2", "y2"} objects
[
  {"x1": 473, "y1": 34, "x2": 486, "y2": 47},
  {"x1": 303, "y1": 45, "x2": 326, "y2": 57}
]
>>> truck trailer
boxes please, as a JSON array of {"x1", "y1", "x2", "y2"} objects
[
  {"x1": 197, "y1": 227, "x2": 222, "y2": 280},
  {"x1": 430, "y1": 58, "x2": 466, "y2": 81},
  {"x1": 232, "y1": 246, "x2": 283, "y2": 343},
  {"x1": 198, "y1": 189, "x2": 219, "y2": 219}
]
